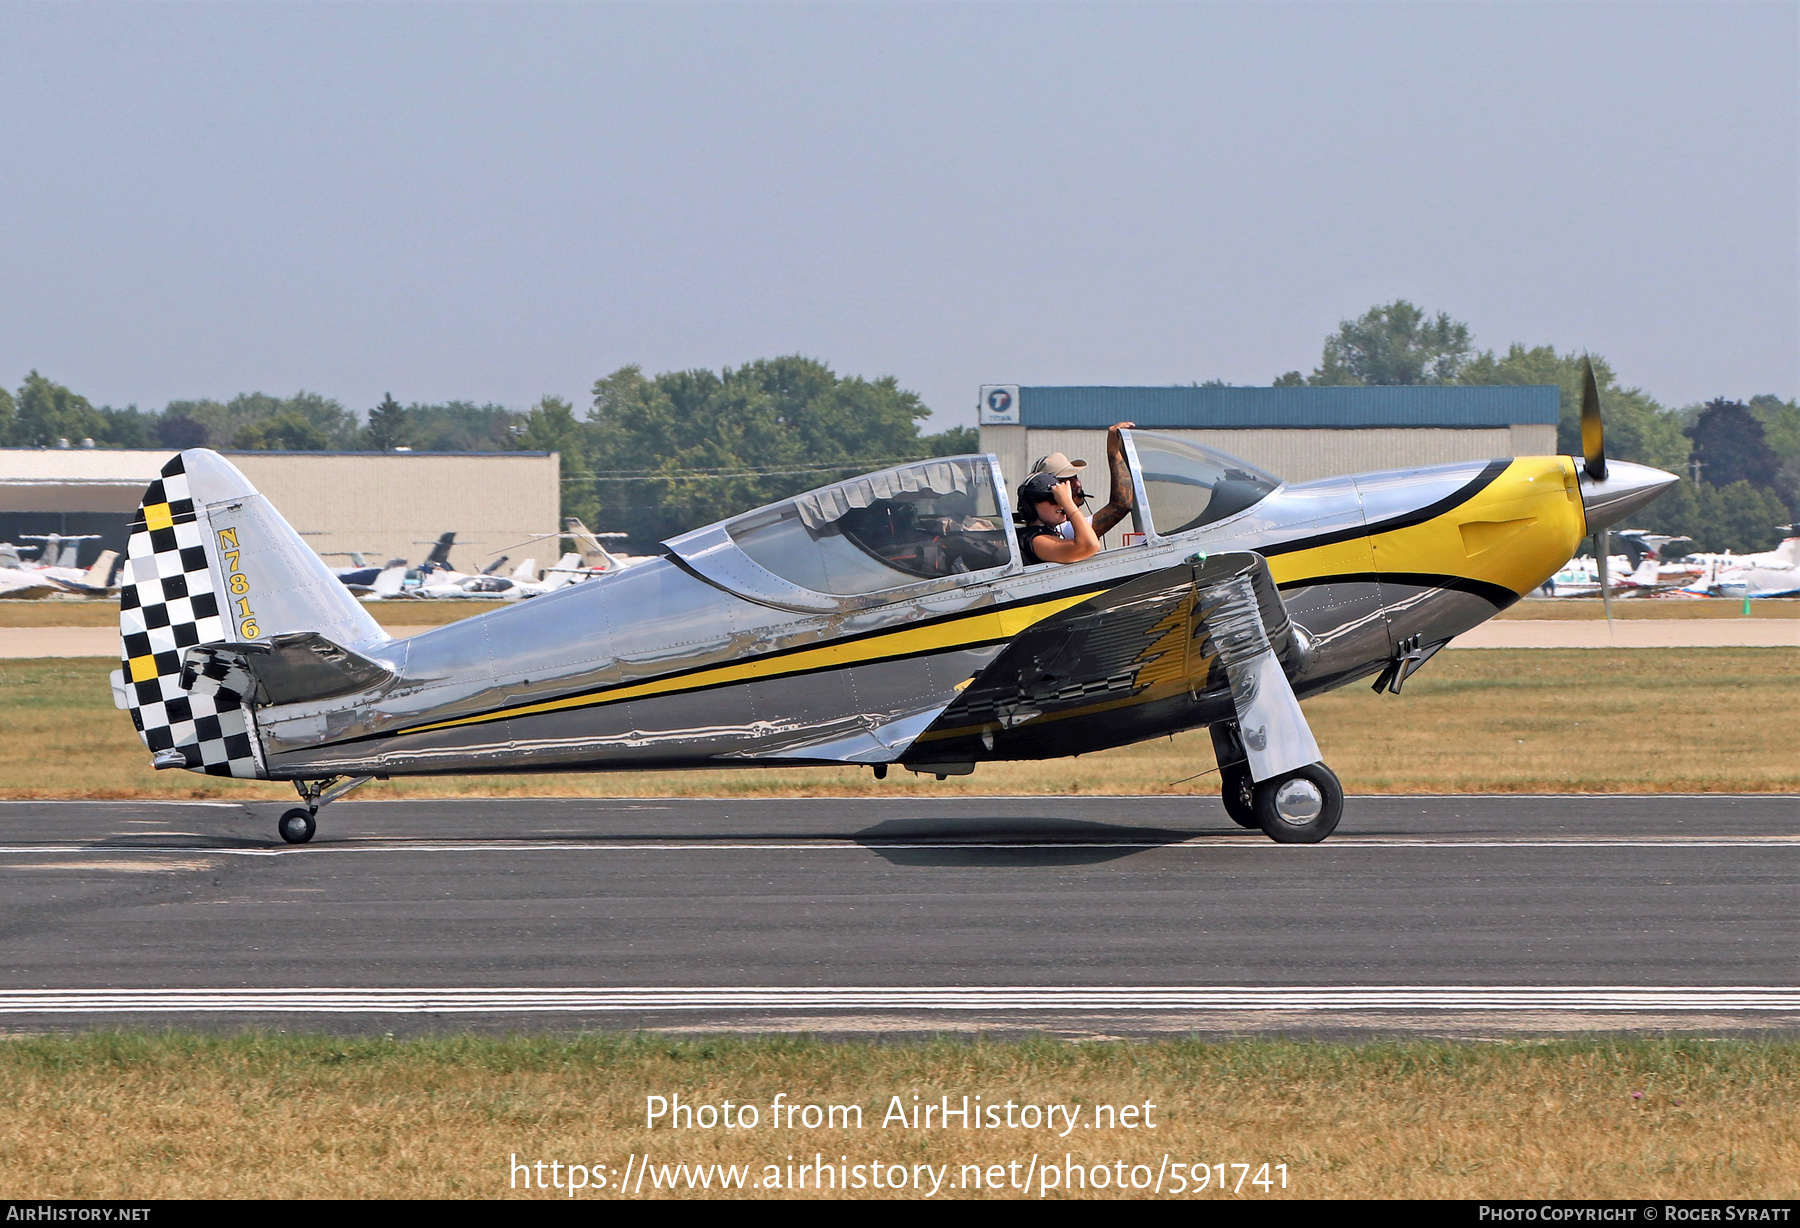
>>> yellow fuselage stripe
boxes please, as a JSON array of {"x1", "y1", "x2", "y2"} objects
[{"x1": 397, "y1": 589, "x2": 1098, "y2": 736}]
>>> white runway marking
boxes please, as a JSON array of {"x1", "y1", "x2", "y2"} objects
[
  {"x1": 0, "y1": 794, "x2": 1791, "y2": 804},
  {"x1": 0, "y1": 836, "x2": 1794, "y2": 859},
  {"x1": 0, "y1": 986, "x2": 1794, "y2": 1014}
]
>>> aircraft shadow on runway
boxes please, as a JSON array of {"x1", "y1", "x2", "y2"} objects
[{"x1": 853, "y1": 815, "x2": 1226, "y2": 867}]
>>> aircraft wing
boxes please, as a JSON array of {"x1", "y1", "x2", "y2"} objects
[
  {"x1": 912, "y1": 551, "x2": 1319, "y2": 782},
  {"x1": 181, "y1": 633, "x2": 396, "y2": 707},
  {"x1": 0, "y1": 569, "x2": 58, "y2": 599}
]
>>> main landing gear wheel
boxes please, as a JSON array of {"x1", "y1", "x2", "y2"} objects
[
  {"x1": 1220, "y1": 764, "x2": 1259, "y2": 829},
  {"x1": 278, "y1": 808, "x2": 317, "y2": 845},
  {"x1": 1253, "y1": 763, "x2": 1343, "y2": 844}
]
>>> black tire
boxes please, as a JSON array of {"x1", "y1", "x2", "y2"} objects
[
  {"x1": 278, "y1": 808, "x2": 316, "y2": 845},
  {"x1": 1253, "y1": 763, "x2": 1343, "y2": 844},
  {"x1": 1220, "y1": 764, "x2": 1259, "y2": 829}
]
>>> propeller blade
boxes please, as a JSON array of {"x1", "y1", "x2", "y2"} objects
[
  {"x1": 1581, "y1": 356, "x2": 1607, "y2": 481},
  {"x1": 1597, "y1": 530, "x2": 1613, "y2": 627}
]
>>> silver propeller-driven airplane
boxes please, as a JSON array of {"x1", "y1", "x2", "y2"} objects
[{"x1": 112, "y1": 370, "x2": 1675, "y2": 845}]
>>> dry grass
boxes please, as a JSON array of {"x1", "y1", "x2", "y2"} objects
[
  {"x1": 0, "y1": 1033, "x2": 1792, "y2": 1199},
  {"x1": 10, "y1": 649, "x2": 1800, "y2": 800},
  {"x1": 1497, "y1": 598, "x2": 1800, "y2": 620},
  {"x1": 5, "y1": 649, "x2": 1794, "y2": 801},
  {"x1": 0, "y1": 599, "x2": 482, "y2": 628},
  {"x1": 8, "y1": 595, "x2": 1796, "y2": 629}
]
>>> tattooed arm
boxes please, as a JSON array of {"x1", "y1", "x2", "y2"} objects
[{"x1": 1089, "y1": 421, "x2": 1137, "y2": 537}]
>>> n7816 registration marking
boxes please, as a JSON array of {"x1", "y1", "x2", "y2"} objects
[{"x1": 216, "y1": 526, "x2": 260, "y2": 639}]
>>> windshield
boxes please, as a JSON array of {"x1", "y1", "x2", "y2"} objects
[
  {"x1": 726, "y1": 456, "x2": 1009, "y2": 595},
  {"x1": 1131, "y1": 432, "x2": 1280, "y2": 536}
]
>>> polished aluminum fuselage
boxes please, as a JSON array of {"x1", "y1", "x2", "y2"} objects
[{"x1": 250, "y1": 451, "x2": 1611, "y2": 781}]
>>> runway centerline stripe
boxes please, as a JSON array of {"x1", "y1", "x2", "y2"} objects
[
  {"x1": 0, "y1": 836, "x2": 1795, "y2": 858},
  {"x1": 0, "y1": 986, "x2": 1794, "y2": 1014}
]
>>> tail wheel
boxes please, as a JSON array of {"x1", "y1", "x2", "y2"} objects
[
  {"x1": 278, "y1": 808, "x2": 316, "y2": 845},
  {"x1": 1220, "y1": 764, "x2": 1259, "y2": 829},
  {"x1": 1253, "y1": 763, "x2": 1344, "y2": 844}
]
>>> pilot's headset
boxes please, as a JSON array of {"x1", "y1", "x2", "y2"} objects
[{"x1": 1015, "y1": 472, "x2": 1063, "y2": 524}]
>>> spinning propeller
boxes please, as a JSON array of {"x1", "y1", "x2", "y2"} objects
[
  {"x1": 1580, "y1": 357, "x2": 1614, "y2": 626},
  {"x1": 1580, "y1": 357, "x2": 1607, "y2": 483}
]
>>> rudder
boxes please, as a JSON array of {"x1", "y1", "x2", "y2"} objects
[{"x1": 114, "y1": 450, "x2": 389, "y2": 777}]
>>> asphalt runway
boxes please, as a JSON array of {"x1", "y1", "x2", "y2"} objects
[{"x1": 1, "y1": 795, "x2": 1795, "y2": 1036}]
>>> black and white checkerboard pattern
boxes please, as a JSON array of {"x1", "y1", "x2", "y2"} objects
[{"x1": 119, "y1": 454, "x2": 265, "y2": 778}]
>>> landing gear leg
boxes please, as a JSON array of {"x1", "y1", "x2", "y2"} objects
[
  {"x1": 1220, "y1": 765, "x2": 1258, "y2": 829},
  {"x1": 278, "y1": 775, "x2": 374, "y2": 844},
  {"x1": 1200, "y1": 572, "x2": 1343, "y2": 843},
  {"x1": 1210, "y1": 723, "x2": 1259, "y2": 830}
]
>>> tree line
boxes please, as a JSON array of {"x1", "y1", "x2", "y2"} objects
[
  {"x1": 1274, "y1": 301, "x2": 1798, "y2": 554},
  {"x1": 3, "y1": 307, "x2": 1792, "y2": 553},
  {"x1": 0, "y1": 376, "x2": 527, "y2": 455},
  {"x1": 0, "y1": 358, "x2": 977, "y2": 547}
]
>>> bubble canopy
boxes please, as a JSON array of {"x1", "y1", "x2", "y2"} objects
[
  {"x1": 724, "y1": 455, "x2": 1010, "y2": 596},
  {"x1": 1127, "y1": 431, "x2": 1281, "y2": 537}
]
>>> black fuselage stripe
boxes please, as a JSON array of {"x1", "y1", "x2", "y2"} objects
[
  {"x1": 1276, "y1": 570, "x2": 1519, "y2": 610},
  {"x1": 324, "y1": 582, "x2": 1118, "y2": 747},
  {"x1": 1259, "y1": 458, "x2": 1512, "y2": 558},
  {"x1": 320, "y1": 636, "x2": 1021, "y2": 748}
]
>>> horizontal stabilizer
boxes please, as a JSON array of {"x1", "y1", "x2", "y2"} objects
[{"x1": 182, "y1": 632, "x2": 395, "y2": 706}]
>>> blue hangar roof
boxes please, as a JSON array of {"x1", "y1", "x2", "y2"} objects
[{"x1": 989, "y1": 385, "x2": 1560, "y2": 429}]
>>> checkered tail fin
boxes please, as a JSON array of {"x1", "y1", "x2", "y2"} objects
[{"x1": 112, "y1": 450, "x2": 388, "y2": 778}]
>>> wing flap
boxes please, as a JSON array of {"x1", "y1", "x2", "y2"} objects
[{"x1": 754, "y1": 704, "x2": 951, "y2": 764}]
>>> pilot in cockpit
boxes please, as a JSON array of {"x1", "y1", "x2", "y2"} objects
[{"x1": 1014, "y1": 421, "x2": 1136, "y2": 565}]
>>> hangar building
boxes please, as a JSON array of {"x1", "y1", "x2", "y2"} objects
[
  {"x1": 0, "y1": 449, "x2": 561, "y2": 572},
  {"x1": 977, "y1": 384, "x2": 1561, "y2": 488}
]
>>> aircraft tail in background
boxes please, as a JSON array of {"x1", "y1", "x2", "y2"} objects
[
  {"x1": 423, "y1": 532, "x2": 457, "y2": 569},
  {"x1": 82, "y1": 551, "x2": 118, "y2": 589}
]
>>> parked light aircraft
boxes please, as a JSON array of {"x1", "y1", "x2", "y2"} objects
[
  {"x1": 563, "y1": 519, "x2": 655, "y2": 572},
  {"x1": 348, "y1": 533, "x2": 490, "y2": 599},
  {"x1": 20, "y1": 533, "x2": 96, "y2": 570},
  {"x1": 1535, "y1": 528, "x2": 1699, "y2": 598},
  {"x1": 493, "y1": 520, "x2": 655, "y2": 581},
  {"x1": 17, "y1": 534, "x2": 120, "y2": 595},
  {"x1": 1, "y1": 536, "x2": 119, "y2": 597},
  {"x1": 407, "y1": 553, "x2": 590, "y2": 600},
  {"x1": 40, "y1": 552, "x2": 120, "y2": 596},
  {"x1": 1612, "y1": 530, "x2": 1690, "y2": 571},
  {"x1": 321, "y1": 552, "x2": 387, "y2": 590},
  {"x1": 0, "y1": 563, "x2": 60, "y2": 599},
  {"x1": 0, "y1": 543, "x2": 58, "y2": 597},
  {"x1": 1538, "y1": 554, "x2": 1601, "y2": 598},
  {"x1": 1679, "y1": 530, "x2": 1800, "y2": 599},
  {"x1": 111, "y1": 365, "x2": 1675, "y2": 845}
]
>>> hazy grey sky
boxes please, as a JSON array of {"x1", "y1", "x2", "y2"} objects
[{"x1": 1, "y1": 1, "x2": 1793, "y2": 428}]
